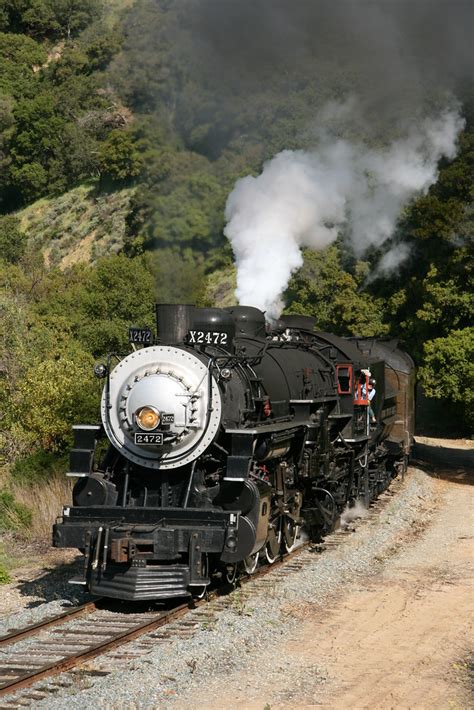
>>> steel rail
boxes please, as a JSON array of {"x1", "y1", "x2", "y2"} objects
[
  {"x1": 0, "y1": 599, "x2": 100, "y2": 649},
  {"x1": 0, "y1": 602, "x2": 189, "y2": 697}
]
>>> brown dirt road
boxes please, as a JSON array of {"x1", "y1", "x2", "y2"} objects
[
  {"x1": 288, "y1": 469, "x2": 473, "y2": 709},
  {"x1": 192, "y1": 460, "x2": 473, "y2": 709}
]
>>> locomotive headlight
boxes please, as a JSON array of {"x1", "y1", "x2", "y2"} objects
[{"x1": 136, "y1": 406, "x2": 161, "y2": 431}]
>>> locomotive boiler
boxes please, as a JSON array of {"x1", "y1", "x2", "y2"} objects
[{"x1": 53, "y1": 304, "x2": 415, "y2": 600}]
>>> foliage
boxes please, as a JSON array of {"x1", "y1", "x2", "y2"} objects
[
  {"x1": 0, "y1": 490, "x2": 32, "y2": 531},
  {"x1": 367, "y1": 126, "x2": 474, "y2": 428},
  {"x1": 285, "y1": 246, "x2": 389, "y2": 337},
  {"x1": 17, "y1": 183, "x2": 135, "y2": 267},
  {"x1": 0, "y1": 253, "x2": 155, "y2": 464},
  {"x1": 99, "y1": 128, "x2": 143, "y2": 183},
  {"x1": 0, "y1": 31, "x2": 46, "y2": 98},
  {"x1": 0, "y1": 0, "x2": 101, "y2": 39},
  {"x1": 418, "y1": 328, "x2": 474, "y2": 427},
  {"x1": 126, "y1": 150, "x2": 228, "y2": 253},
  {"x1": 10, "y1": 450, "x2": 68, "y2": 484},
  {"x1": 145, "y1": 248, "x2": 209, "y2": 305},
  {"x1": 0, "y1": 562, "x2": 10, "y2": 584},
  {"x1": 32, "y1": 255, "x2": 156, "y2": 356},
  {"x1": 0, "y1": 2, "x2": 124, "y2": 209},
  {"x1": 0, "y1": 215, "x2": 26, "y2": 263},
  {"x1": 12, "y1": 351, "x2": 99, "y2": 452},
  {"x1": 200, "y1": 263, "x2": 237, "y2": 309}
]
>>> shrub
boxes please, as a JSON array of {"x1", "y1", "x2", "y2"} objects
[
  {"x1": 0, "y1": 563, "x2": 11, "y2": 584},
  {"x1": 0, "y1": 490, "x2": 32, "y2": 531},
  {"x1": 419, "y1": 327, "x2": 474, "y2": 429},
  {"x1": 11, "y1": 450, "x2": 68, "y2": 485},
  {"x1": 0, "y1": 215, "x2": 26, "y2": 263}
]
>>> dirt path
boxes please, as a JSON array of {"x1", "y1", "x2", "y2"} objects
[{"x1": 188, "y1": 468, "x2": 473, "y2": 709}]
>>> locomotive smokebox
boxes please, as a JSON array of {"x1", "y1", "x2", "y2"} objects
[{"x1": 156, "y1": 303, "x2": 195, "y2": 344}]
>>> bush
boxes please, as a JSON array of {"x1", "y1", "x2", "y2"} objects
[
  {"x1": 10, "y1": 161, "x2": 48, "y2": 202},
  {"x1": 99, "y1": 129, "x2": 143, "y2": 183},
  {"x1": 0, "y1": 563, "x2": 11, "y2": 584},
  {"x1": 0, "y1": 490, "x2": 32, "y2": 531},
  {"x1": 0, "y1": 215, "x2": 26, "y2": 263},
  {"x1": 12, "y1": 350, "x2": 99, "y2": 452},
  {"x1": 419, "y1": 327, "x2": 474, "y2": 429},
  {"x1": 11, "y1": 450, "x2": 68, "y2": 484}
]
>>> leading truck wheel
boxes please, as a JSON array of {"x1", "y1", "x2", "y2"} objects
[
  {"x1": 192, "y1": 554, "x2": 209, "y2": 599},
  {"x1": 265, "y1": 516, "x2": 282, "y2": 564},
  {"x1": 242, "y1": 551, "x2": 259, "y2": 574}
]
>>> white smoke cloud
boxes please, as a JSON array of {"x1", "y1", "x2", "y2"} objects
[{"x1": 224, "y1": 104, "x2": 464, "y2": 319}]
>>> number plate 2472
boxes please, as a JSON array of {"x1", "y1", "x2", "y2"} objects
[{"x1": 134, "y1": 433, "x2": 163, "y2": 445}]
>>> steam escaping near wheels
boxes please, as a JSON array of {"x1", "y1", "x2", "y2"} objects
[{"x1": 340, "y1": 500, "x2": 369, "y2": 530}]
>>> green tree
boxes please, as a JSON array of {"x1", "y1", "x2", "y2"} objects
[
  {"x1": 418, "y1": 328, "x2": 474, "y2": 428},
  {"x1": 0, "y1": 215, "x2": 26, "y2": 263},
  {"x1": 146, "y1": 248, "x2": 209, "y2": 304},
  {"x1": 9, "y1": 161, "x2": 48, "y2": 201},
  {"x1": 33, "y1": 255, "x2": 155, "y2": 356},
  {"x1": 5, "y1": 0, "x2": 102, "y2": 39},
  {"x1": 99, "y1": 129, "x2": 143, "y2": 183},
  {"x1": 127, "y1": 151, "x2": 227, "y2": 252},
  {"x1": 19, "y1": 0, "x2": 58, "y2": 37},
  {"x1": 12, "y1": 349, "x2": 98, "y2": 452},
  {"x1": 286, "y1": 246, "x2": 389, "y2": 337},
  {"x1": 0, "y1": 254, "x2": 153, "y2": 459},
  {"x1": 0, "y1": 32, "x2": 46, "y2": 98},
  {"x1": 52, "y1": 0, "x2": 102, "y2": 39}
]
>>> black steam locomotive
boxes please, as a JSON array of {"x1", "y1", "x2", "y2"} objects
[{"x1": 53, "y1": 304, "x2": 415, "y2": 600}]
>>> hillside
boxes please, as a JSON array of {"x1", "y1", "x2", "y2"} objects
[{"x1": 17, "y1": 183, "x2": 134, "y2": 269}]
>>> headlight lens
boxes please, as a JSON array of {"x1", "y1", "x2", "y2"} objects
[{"x1": 136, "y1": 406, "x2": 161, "y2": 431}]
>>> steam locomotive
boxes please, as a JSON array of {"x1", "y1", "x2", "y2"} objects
[{"x1": 53, "y1": 304, "x2": 415, "y2": 600}]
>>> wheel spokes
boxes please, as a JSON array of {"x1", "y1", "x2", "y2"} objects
[
  {"x1": 265, "y1": 516, "x2": 282, "y2": 563},
  {"x1": 283, "y1": 516, "x2": 299, "y2": 552}
]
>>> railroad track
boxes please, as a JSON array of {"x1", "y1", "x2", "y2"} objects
[
  {"x1": 0, "y1": 600, "x2": 100, "y2": 649},
  {"x1": 0, "y1": 478, "x2": 403, "y2": 707},
  {"x1": 0, "y1": 602, "x2": 190, "y2": 700}
]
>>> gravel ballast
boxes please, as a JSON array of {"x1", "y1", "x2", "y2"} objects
[{"x1": 0, "y1": 466, "x2": 439, "y2": 709}]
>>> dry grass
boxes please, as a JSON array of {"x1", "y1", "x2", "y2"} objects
[
  {"x1": 10, "y1": 476, "x2": 72, "y2": 541},
  {"x1": 17, "y1": 182, "x2": 135, "y2": 270}
]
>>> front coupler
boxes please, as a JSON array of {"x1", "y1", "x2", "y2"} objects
[{"x1": 53, "y1": 506, "x2": 241, "y2": 600}]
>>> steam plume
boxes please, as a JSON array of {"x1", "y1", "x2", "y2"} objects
[{"x1": 224, "y1": 106, "x2": 464, "y2": 319}]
